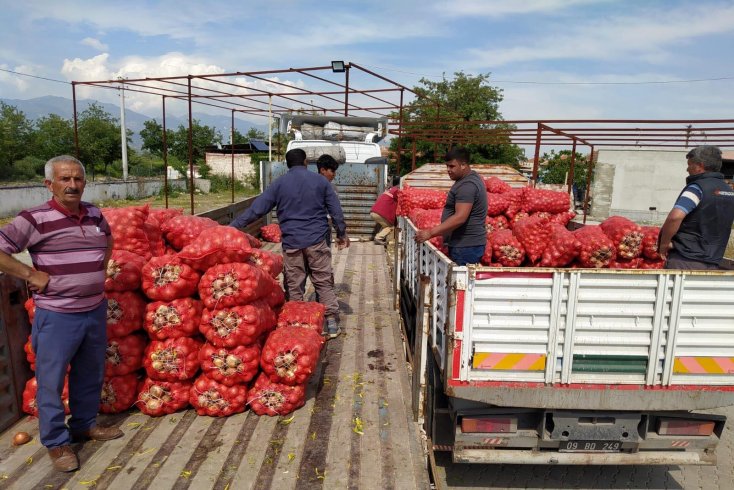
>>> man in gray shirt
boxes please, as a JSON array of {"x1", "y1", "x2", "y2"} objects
[{"x1": 415, "y1": 147, "x2": 488, "y2": 265}]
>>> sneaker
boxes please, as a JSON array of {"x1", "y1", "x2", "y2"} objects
[
  {"x1": 48, "y1": 445, "x2": 79, "y2": 472},
  {"x1": 325, "y1": 316, "x2": 342, "y2": 339}
]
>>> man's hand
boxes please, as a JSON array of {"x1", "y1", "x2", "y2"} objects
[
  {"x1": 658, "y1": 241, "x2": 673, "y2": 260},
  {"x1": 415, "y1": 229, "x2": 432, "y2": 243},
  {"x1": 337, "y1": 234, "x2": 351, "y2": 250},
  {"x1": 27, "y1": 269, "x2": 50, "y2": 293}
]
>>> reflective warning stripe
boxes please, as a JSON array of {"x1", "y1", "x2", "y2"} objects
[
  {"x1": 673, "y1": 357, "x2": 734, "y2": 374},
  {"x1": 473, "y1": 353, "x2": 546, "y2": 371}
]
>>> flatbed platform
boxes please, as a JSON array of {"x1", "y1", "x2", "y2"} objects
[{"x1": 0, "y1": 242, "x2": 427, "y2": 489}]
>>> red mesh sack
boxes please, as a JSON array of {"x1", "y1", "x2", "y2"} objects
[
  {"x1": 190, "y1": 374, "x2": 248, "y2": 417},
  {"x1": 254, "y1": 299, "x2": 278, "y2": 334},
  {"x1": 143, "y1": 337, "x2": 203, "y2": 382},
  {"x1": 574, "y1": 226, "x2": 617, "y2": 268},
  {"x1": 248, "y1": 249, "x2": 284, "y2": 278},
  {"x1": 485, "y1": 215, "x2": 509, "y2": 234},
  {"x1": 144, "y1": 298, "x2": 203, "y2": 340},
  {"x1": 411, "y1": 208, "x2": 444, "y2": 249},
  {"x1": 640, "y1": 258, "x2": 666, "y2": 269},
  {"x1": 609, "y1": 257, "x2": 642, "y2": 269},
  {"x1": 541, "y1": 224, "x2": 580, "y2": 267},
  {"x1": 503, "y1": 188, "x2": 525, "y2": 219},
  {"x1": 277, "y1": 301, "x2": 326, "y2": 338},
  {"x1": 486, "y1": 193, "x2": 510, "y2": 217},
  {"x1": 512, "y1": 215, "x2": 551, "y2": 264},
  {"x1": 642, "y1": 226, "x2": 662, "y2": 260},
  {"x1": 24, "y1": 335, "x2": 35, "y2": 370},
  {"x1": 509, "y1": 211, "x2": 530, "y2": 228},
  {"x1": 397, "y1": 186, "x2": 447, "y2": 216},
  {"x1": 106, "y1": 291, "x2": 146, "y2": 338},
  {"x1": 102, "y1": 205, "x2": 152, "y2": 259},
  {"x1": 489, "y1": 229, "x2": 525, "y2": 267},
  {"x1": 260, "y1": 224, "x2": 282, "y2": 243},
  {"x1": 550, "y1": 211, "x2": 577, "y2": 226},
  {"x1": 264, "y1": 281, "x2": 286, "y2": 312},
  {"x1": 23, "y1": 377, "x2": 70, "y2": 416},
  {"x1": 244, "y1": 233, "x2": 262, "y2": 249},
  {"x1": 178, "y1": 226, "x2": 253, "y2": 272},
  {"x1": 136, "y1": 378, "x2": 191, "y2": 416},
  {"x1": 247, "y1": 372, "x2": 306, "y2": 417},
  {"x1": 521, "y1": 187, "x2": 571, "y2": 214},
  {"x1": 199, "y1": 303, "x2": 268, "y2": 348},
  {"x1": 600, "y1": 216, "x2": 644, "y2": 259},
  {"x1": 260, "y1": 326, "x2": 323, "y2": 386},
  {"x1": 105, "y1": 250, "x2": 146, "y2": 292},
  {"x1": 199, "y1": 262, "x2": 270, "y2": 310},
  {"x1": 485, "y1": 176, "x2": 512, "y2": 194},
  {"x1": 105, "y1": 333, "x2": 147, "y2": 377},
  {"x1": 141, "y1": 255, "x2": 201, "y2": 301},
  {"x1": 144, "y1": 215, "x2": 166, "y2": 257},
  {"x1": 161, "y1": 215, "x2": 218, "y2": 251},
  {"x1": 148, "y1": 207, "x2": 184, "y2": 224},
  {"x1": 24, "y1": 297, "x2": 35, "y2": 324},
  {"x1": 100, "y1": 374, "x2": 138, "y2": 414},
  {"x1": 199, "y1": 343, "x2": 260, "y2": 386}
]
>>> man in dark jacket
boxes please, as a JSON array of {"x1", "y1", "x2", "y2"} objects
[
  {"x1": 414, "y1": 147, "x2": 488, "y2": 265},
  {"x1": 230, "y1": 148, "x2": 349, "y2": 337},
  {"x1": 658, "y1": 145, "x2": 734, "y2": 269}
]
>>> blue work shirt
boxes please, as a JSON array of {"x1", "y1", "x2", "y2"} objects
[{"x1": 229, "y1": 165, "x2": 347, "y2": 250}]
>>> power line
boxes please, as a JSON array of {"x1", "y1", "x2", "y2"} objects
[
  {"x1": 356, "y1": 63, "x2": 734, "y2": 86},
  {"x1": 0, "y1": 67, "x2": 69, "y2": 85}
]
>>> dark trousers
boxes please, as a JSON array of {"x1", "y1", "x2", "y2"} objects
[
  {"x1": 32, "y1": 300, "x2": 107, "y2": 448},
  {"x1": 283, "y1": 240, "x2": 339, "y2": 317},
  {"x1": 664, "y1": 250, "x2": 720, "y2": 270},
  {"x1": 448, "y1": 245, "x2": 486, "y2": 266}
]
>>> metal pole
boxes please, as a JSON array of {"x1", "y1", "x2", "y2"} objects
[
  {"x1": 268, "y1": 95, "x2": 273, "y2": 162},
  {"x1": 162, "y1": 96, "x2": 169, "y2": 208},
  {"x1": 396, "y1": 88, "x2": 404, "y2": 176},
  {"x1": 231, "y1": 109, "x2": 235, "y2": 204},
  {"x1": 434, "y1": 103, "x2": 440, "y2": 159},
  {"x1": 568, "y1": 139, "x2": 577, "y2": 194},
  {"x1": 531, "y1": 122, "x2": 543, "y2": 185},
  {"x1": 72, "y1": 82, "x2": 80, "y2": 160},
  {"x1": 411, "y1": 139, "x2": 417, "y2": 171},
  {"x1": 187, "y1": 76, "x2": 195, "y2": 215},
  {"x1": 583, "y1": 146, "x2": 595, "y2": 224},
  {"x1": 119, "y1": 83, "x2": 129, "y2": 180},
  {"x1": 344, "y1": 65, "x2": 350, "y2": 116}
]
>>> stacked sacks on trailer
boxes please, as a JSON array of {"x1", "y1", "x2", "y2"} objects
[{"x1": 402, "y1": 178, "x2": 668, "y2": 270}]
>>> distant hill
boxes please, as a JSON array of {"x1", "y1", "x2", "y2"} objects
[{"x1": 0, "y1": 95, "x2": 268, "y2": 149}]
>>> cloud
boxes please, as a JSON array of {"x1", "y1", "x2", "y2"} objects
[
  {"x1": 438, "y1": 0, "x2": 608, "y2": 17},
  {"x1": 463, "y1": 3, "x2": 734, "y2": 67},
  {"x1": 0, "y1": 64, "x2": 37, "y2": 92},
  {"x1": 81, "y1": 37, "x2": 108, "y2": 52}
]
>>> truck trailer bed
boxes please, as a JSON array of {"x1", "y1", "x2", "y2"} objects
[{"x1": 0, "y1": 242, "x2": 427, "y2": 489}]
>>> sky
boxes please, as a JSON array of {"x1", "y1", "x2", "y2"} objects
[{"x1": 1, "y1": 0, "x2": 734, "y2": 129}]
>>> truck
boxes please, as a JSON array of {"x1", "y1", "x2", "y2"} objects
[{"x1": 397, "y1": 163, "x2": 734, "y2": 466}]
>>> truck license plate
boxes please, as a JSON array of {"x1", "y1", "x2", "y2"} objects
[{"x1": 560, "y1": 441, "x2": 621, "y2": 452}]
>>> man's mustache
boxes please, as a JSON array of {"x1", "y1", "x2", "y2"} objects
[{"x1": 64, "y1": 189, "x2": 80, "y2": 194}]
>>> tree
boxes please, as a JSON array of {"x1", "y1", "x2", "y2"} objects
[
  {"x1": 140, "y1": 119, "x2": 173, "y2": 156},
  {"x1": 33, "y1": 114, "x2": 75, "y2": 161},
  {"x1": 538, "y1": 149, "x2": 591, "y2": 190},
  {"x1": 389, "y1": 72, "x2": 524, "y2": 174},
  {"x1": 168, "y1": 119, "x2": 222, "y2": 165},
  {"x1": 0, "y1": 102, "x2": 34, "y2": 179},
  {"x1": 77, "y1": 102, "x2": 124, "y2": 175}
]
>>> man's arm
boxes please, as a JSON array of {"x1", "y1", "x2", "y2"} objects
[
  {"x1": 229, "y1": 185, "x2": 278, "y2": 229},
  {"x1": 0, "y1": 250, "x2": 49, "y2": 293},
  {"x1": 415, "y1": 203, "x2": 472, "y2": 243},
  {"x1": 658, "y1": 208, "x2": 686, "y2": 259}
]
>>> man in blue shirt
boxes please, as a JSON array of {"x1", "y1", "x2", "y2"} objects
[
  {"x1": 658, "y1": 145, "x2": 734, "y2": 269},
  {"x1": 230, "y1": 148, "x2": 349, "y2": 337}
]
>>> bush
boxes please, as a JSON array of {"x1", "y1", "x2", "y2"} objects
[
  {"x1": 208, "y1": 174, "x2": 247, "y2": 194},
  {"x1": 11, "y1": 156, "x2": 46, "y2": 181}
]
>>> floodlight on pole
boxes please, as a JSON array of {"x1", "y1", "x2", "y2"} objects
[{"x1": 331, "y1": 61, "x2": 346, "y2": 73}]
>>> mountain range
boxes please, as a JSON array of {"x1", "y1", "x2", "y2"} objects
[{"x1": 0, "y1": 95, "x2": 268, "y2": 149}]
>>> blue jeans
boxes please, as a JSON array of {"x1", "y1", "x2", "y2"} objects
[
  {"x1": 448, "y1": 245, "x2": 485, "y2": 266},
  {"x1": 32, "y1": 300, "x2": 108, "y2": 448}
]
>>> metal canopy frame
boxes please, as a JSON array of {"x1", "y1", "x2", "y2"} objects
[{"x1": 72, "y1": 63, "x2": 418, "y2": 213}]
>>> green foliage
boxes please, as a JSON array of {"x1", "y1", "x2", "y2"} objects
[
  {"x1": 389, "y1": 72, "x2": 524, "y2": 175},
  {"x1": 538, "y1": 150, "x2": 591, "y2": 189},
  {"x1": 169, "y1": 119, "x2": 222, "y2": 165},
  {"x1": 0, "y1": 102, "x2": 34, "y2": 178},
  {"x1": 198, "y1": 161, "x2": 212, "y2": 179},
  {"x1": 77, "y1": 102, "x2": 124, "y2": 175},
  {"x1": 12, "y1": 156, "x2": 46, "y2": 180},
  {"x1": 140, "y1": 119, "x2": 168, "y2": 156},
  {"x1": 247, "y1": 152, "x2": 269, "y2": 189},
  {"x1": 208, "y1": 173, "x2": 248, "y2": 193},
  {"x1": 33, "y1": 114, "x2": 75, "y2": 160}
]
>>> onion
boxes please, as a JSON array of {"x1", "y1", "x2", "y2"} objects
[{"x1": 13, "y1": 432, "x2": 31, "y2": 446}]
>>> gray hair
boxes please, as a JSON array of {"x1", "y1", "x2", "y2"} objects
[
  {"x1": 686, "y1": 145, "x2": 722, "y2": 172},
  {"x1": 45, "y1": 155, "x2": 86, "y2": 180}
]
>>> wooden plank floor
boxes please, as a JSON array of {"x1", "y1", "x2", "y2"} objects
[{"x1": 0, "y1": 242, "x2": 428, "y2": 489}]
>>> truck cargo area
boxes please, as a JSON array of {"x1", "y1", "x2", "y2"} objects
[{"x1": 0, "y1": 242, "x2": 428, "y2": 489}]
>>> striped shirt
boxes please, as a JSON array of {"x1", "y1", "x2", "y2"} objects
[
  {"x1": 674, "y1": 183, "x2": 703, "y2": 214},
  {"x1": 0, "y1": 200, "x2": 111, "y2": 313}
]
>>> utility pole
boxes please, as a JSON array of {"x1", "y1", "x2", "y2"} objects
[{"x1": 119, "y1": 81, "x2": 129, "y2": 180}]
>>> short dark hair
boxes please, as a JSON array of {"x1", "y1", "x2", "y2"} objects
[
  {"x1": 286, "y1": 148, "x2": 307, "y2": 168},
  {"x1": 316, "y1": 154, "x2": 339, "y2": 172},
  {"x1": 686, "y1": 145, "x2": 722, "y2": 172},
  {"x1": 444, "y1": 146, "x2": 470, "y2": 164}
]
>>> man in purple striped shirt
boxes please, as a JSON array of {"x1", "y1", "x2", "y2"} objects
[{"x1": 0, "y1": 155, "x2": 123, "y2": 472}]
